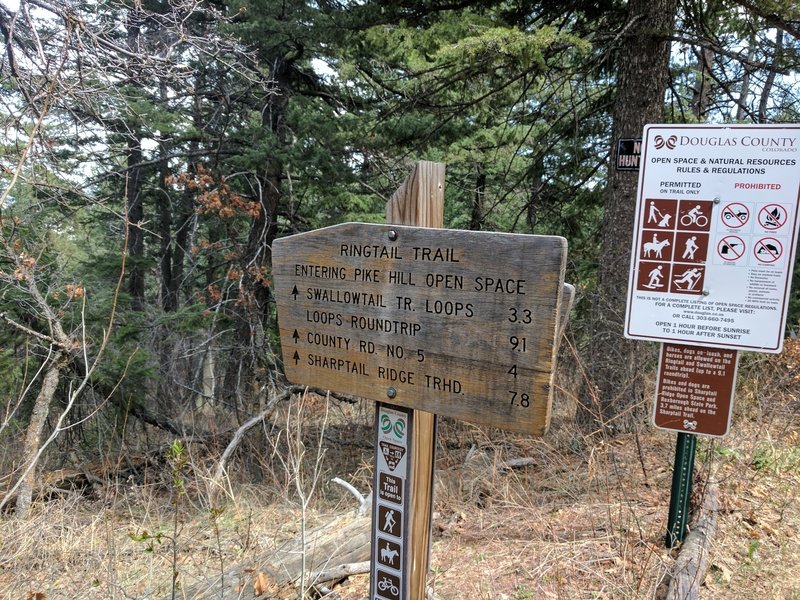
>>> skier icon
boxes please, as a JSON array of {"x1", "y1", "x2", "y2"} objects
[
  {"x1": 673, "y1": 267, "x2": 702, "y2": 291},
  {"x1": 648, "y1": 201, "x2": 664, "y2": 224},
  {"x1": 682, "y1": 236, "x2": 699, "y2": 260},
  {"x1": 643, "y1": 265, "x2": 664, "y2": 289},
  {"x1": 383, "y1": 510, "x2": 396, "y2": 533}
]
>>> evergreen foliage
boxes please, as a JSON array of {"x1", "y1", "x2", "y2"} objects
[{"x1": 0, "y1": 0, "x2": 799, "y2": 482}]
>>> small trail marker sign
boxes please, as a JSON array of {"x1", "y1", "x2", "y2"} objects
[
  {"x1": 370, "y1": 404, "x2": 412, "y2": 600},
  {"x1": 272, "y1": 222, "x2": 567, "y2": 435},
  {"x1": 625, "y1": 124, "x2": 800, "y2": 352}
]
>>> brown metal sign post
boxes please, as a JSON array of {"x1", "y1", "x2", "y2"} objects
[
  {"x1": 653, "y1": 343, "x2": 739, "y2": 546},
  {"x1": 654, "y1": 343, "x2": 738, "y2": 437}
]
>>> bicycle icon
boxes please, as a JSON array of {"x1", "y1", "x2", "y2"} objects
[
  {"x1": 378, "y1": 576, "x2": 399, "y2": 596},
  {"x1": 680, "y1": 205, "x2": 709, "y2": 228}
]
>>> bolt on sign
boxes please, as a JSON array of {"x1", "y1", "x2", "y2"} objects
[
  {"x1": 654, "y1": 343, "x2": 739, "y2": 437},
  {"x1": 625, "y1": 124, "x2": 800, "y2": 353},
  {"x1": 272, "y1": 222, "x2": 568, "y2": 435}
]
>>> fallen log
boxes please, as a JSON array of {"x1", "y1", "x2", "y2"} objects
[
  {"x1": 666, "y1": 477, "x2": 719, "y2": 600},
  {"x1": 267, "y1": 500, "x2": 372, "y2": 589},
  {"x1": 182, "y1": 484, "x2": 372, "y2": 599}
]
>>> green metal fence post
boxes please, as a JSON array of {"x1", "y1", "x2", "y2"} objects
[{"x1": 665, "y1": 432, "x2": 697, "y2": 548}]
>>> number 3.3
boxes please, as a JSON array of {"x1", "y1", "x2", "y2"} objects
[{"x1": 508, "y1": 307, "x2": 532, "y2": 324}]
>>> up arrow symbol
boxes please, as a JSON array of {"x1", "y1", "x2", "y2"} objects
[
  {"x1": 291, "y1": 285, "x2": 299, "y2": 300},
  {"x1": 292, "y1": 330, "x2": 300, "y2": 343},
  {"x1": 293, "y1": 351, "x2": 300, "y2": 365}
]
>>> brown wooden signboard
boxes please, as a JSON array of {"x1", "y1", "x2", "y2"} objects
[
  {"x1": 272, "y1": 222, "x2": 567, "y2": 435},
  {"x1": 653, "y1": 343, "x2": 738, "y2": 437}
]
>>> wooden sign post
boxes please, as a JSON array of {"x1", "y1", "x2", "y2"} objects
[
  {"x1": 382, "y1": 161, "x2": 441, "y2": 600},
  {"x1": 272, "y1": 162, "x2": 569, "y2": 598},
  {"x1": 272, "y1": 228, "x2": 568, "y2": 431}
]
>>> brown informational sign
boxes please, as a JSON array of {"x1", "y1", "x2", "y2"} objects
[
  {"x1": 272, "y1": 222, "x2": 567, "y2": 435},
  {"x1": 653, "y1": 343, "x2": 739, "y2": 437}
]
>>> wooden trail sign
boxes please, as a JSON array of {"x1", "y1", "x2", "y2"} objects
[{"x1": 272, "y1": 223, "x2": 567, "y2": 435}]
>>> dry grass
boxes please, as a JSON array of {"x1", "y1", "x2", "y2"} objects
[{"x1": 1, "y1": 344, "x2": 799, "y2": 599}]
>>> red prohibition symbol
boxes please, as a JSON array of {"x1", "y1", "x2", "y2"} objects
[
  {"x1": 758, "y1": 204, "x2": 787, "y2": 230},
  {"x1": 717, "y1": 235, "x2": 745, "y2": 261},
  {"x1": 720, "y1": 202, "x2": 749, "y2": 228},
  {"x1": 753, "y1": 237, "x2": 783, "y2": 263}
]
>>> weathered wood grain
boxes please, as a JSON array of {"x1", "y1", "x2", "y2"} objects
[
  {"x1": 666, "y1": 478, "x2": 719, "y2": 600},
  {"x1": 273, "y1": 223, "x2": 567, "y2": 435},
  {"x1": 385, "y1": 160, "x2": 442, "y2": 600}
]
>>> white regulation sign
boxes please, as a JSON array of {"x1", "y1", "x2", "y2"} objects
[{"x1": 625, "y1": 124, "x2": 800, "y2": 353}]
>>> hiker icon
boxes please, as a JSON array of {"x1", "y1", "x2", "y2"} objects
[
  {"x1": 383, "y1": 509, "x2": 396, "y2": 533},
  {"x1": 673, "y1": 267, "x2": 703, "y2": 291},
  {"x1": 682, "y1": 236, "x2": 699, "y2": 260},
  {"x1": 378, "y1": 505, "x2": 401, "y2": 537}
]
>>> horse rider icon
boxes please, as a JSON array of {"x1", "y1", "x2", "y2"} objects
[{"x1": 643, "y1": 234, "x2": 671, "y2": 259}]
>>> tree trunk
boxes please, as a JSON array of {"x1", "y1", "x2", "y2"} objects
[
  {"x1": 758, "y1": 28, "x2": 783, "y2": 123},
  {"x1": 223, "y1": 57, "x2": 289, "y2": 414},
  {"x1": 580, "y1": 0, "x2": 678, "y2": 434},
  {"x1": 157, "y1": 77, "x2": 177, "y2": 313},
  {"x1": 14, "y1": 358, "x2": 63, "y2": 518},
  {"x1": 126, "y1": 14, "x2": 145, "y2": 311},
  {"x1": 470, "y1": 166, "x2": 485, "y2": 231},
  {"x1": 692, "y1": 46, "x2": 714, "y2": 119},
  {"x1": 736, "y1": 47, "x2": 753, "y2": 121}
]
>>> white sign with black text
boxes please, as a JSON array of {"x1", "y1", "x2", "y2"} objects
[{"x1": 625, "y1": 124, "x2": 800, "y2": 353}]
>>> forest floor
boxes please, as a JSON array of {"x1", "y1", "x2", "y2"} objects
[{"x1": 1, "y1": 346, "x2": 799, "y2": 600}]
